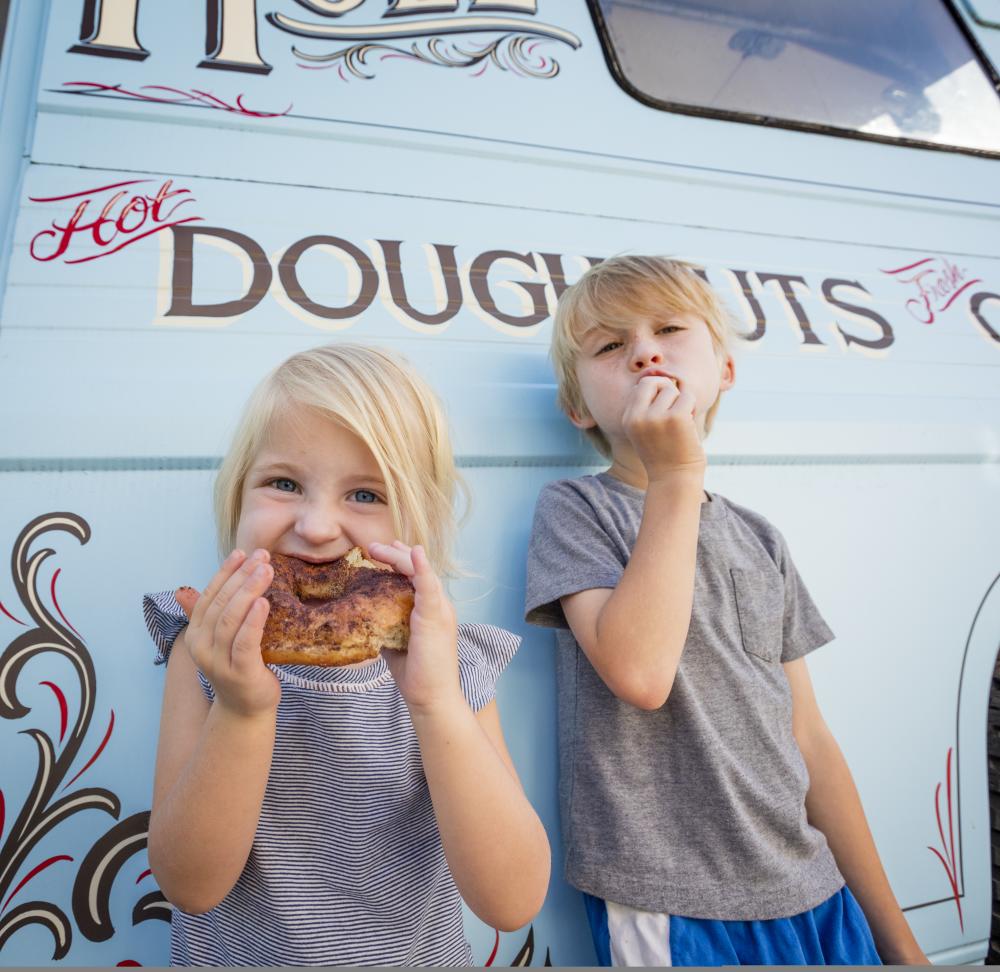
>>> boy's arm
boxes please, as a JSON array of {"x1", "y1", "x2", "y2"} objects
[
  {"x1": 785, "y1": 657, "x2": 929, "y2": 965},
  {"x1": 561, "y1": 472, "x2": 704, "y2": 710}
]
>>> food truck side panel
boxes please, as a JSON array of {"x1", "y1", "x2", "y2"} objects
[{"x1": 0, "y1": 1, "x2": 998, "y2": 965}]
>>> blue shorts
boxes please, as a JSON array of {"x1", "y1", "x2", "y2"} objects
[{"x1": 583, "y1": 886, "x2": 882, "y2": 966}]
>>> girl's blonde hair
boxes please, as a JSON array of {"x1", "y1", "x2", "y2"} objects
[
  {"x1": 214, "y1": 343, "x2": 465, "y2": 576},
  {"x1": 551, "y1": 256, "x2": 740, "y2": 457}
]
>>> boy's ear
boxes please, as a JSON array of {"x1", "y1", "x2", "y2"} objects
[
  {"x1": 567, "y1": 406, "x2": 597, "y2": 431},
  {"x1": 719, "y1": 354, "x2": 736, "y2": 393}
]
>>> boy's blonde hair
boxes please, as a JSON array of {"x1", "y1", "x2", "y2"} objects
[
  {"x1": 551, "y1": 256, "x2": 739, "y2": 458},
  {"x1": 214, "y1": 343, "x2": 464, "y2": 576}
]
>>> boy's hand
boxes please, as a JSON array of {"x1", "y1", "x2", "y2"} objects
[
  {"x1": 622, "y1": 376, "x2": 705, "y2": 482},
  {"x1": 177, "y1": 548, "x2": 281, "y2": 719},
  {"x1": 367, "y1": 541, "x2": 462, "y2": 715}
]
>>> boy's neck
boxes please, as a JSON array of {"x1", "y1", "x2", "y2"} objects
[
  {"x1": 606, "y1": 454, "x2": 709, "y2": 503},
  {"x1": 606, "y1": 455, "x2": 649, "y2": 490}
]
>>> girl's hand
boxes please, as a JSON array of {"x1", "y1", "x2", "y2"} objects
[
  {"x1": 177, "y1": 548, "x2": 280, "y2": 719},
  {"x1": 622, "y1": 376, "x2": 705, "y2": 483},
  {"x1": 367, "y1": 541, "x2": 462, "y2": 714}
]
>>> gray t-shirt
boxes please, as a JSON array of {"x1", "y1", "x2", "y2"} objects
[{"x1": 524, "y1": 472, "x2": 844, "y2": 921}]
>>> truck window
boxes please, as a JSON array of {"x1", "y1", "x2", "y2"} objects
[
  {"x1": 589, "y1": 0, "x2": 1000, "y2": 155},
  {"x1": 0, "y1": 0, "x2": 10, "y2": 66}
]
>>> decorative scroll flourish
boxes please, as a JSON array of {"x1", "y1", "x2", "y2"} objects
[
  {"x1": 73, "y1": 812, "x2": 166, "y2": 942},
  {"x1": 0, "y1": 514, "x2": 167, "y2": 961},
  {"x1": 484, "y1": 924, "x2": 552, "y2": 967},
  {"x1": 0, "y1": 901, "x2": 72, "y2": 960},
  {"x1": 927, "y1": 746, "x2": 963, "y2": 931},
  {"x1": 294, "y1": 34, "x2": 563, "y2": 80},
  {"x1": 132, "y1": 890, "x2": 171, "y2": 928},
  {"x1": 62, "y1": 82, "x2": 291, "y2": 118},
  {"x1": 484, "y1": 928, "x2": 500, "y2": 965}
]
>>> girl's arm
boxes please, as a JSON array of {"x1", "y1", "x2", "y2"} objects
[
  {"x1": 370, "y1": 542, "x2": 551, "y2": 932},
  {"x1": 148, "y1": 549, "x2": 280, "y2": 914},
  {"x1": 785, "y1": 658, "x2": 929, "y2": 965},
  {"x1": 410, "y1": 697, "x2": 551, "y2": 931}
]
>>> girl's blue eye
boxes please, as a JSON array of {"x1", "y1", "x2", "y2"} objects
[
  {"x1": 658, "y1": 325, "x2": 682, "y2": 334},
  {"x1": 271, "y1": 478, "x2": 298, "y2": 493},
  {"x1": 596, "y1": 341, "x2": 621, "y2": 355},
  {"x1": 352, "y1": 489, "x2": 380, "y2": 504}
]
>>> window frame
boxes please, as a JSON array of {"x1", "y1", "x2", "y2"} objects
[{"x1": 586, "y1": 0, "x2": 1000, "y2": 159}]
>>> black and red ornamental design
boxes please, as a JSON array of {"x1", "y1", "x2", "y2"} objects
[
  {"x1": 484, "y1": 924, "x2": 552, "y2": 966},
  {"x1": 0, "y1": 514, "x2": 557, "y2": 964},
  {"x1": 0, "y1": 513, "x2": 167, "y2": 961}
]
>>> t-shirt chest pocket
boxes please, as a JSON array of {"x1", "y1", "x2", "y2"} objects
[{"x1": 730, "y1": 566, "x2": 785, "y2": 663}]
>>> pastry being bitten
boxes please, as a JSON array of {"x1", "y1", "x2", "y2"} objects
[{"x1": 262, "y1": 547, "x2": 414, "y2": 666}]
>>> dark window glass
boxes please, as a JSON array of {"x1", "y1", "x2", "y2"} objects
[
  {"x1": 593, "y1": 0, "x2": 1000, "y2": 153},
  {"x1": 0, "y1": 0, "x2": 9, "y2": 69}
]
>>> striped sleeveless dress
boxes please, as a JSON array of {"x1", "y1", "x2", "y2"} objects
[{"x1": 143, "y1": 592, "x2": 520, "y2": 967}]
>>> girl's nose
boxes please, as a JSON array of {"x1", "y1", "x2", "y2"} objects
[{"x1": 295, "y1": 502, "x2": 342, "y2": 545}]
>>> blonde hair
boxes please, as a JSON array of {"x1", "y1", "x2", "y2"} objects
[
  {"x1": 214, "y1": 344, "x2": 465, "y2": 576},
  {"x1": 551, "y1": 255, "x2": 739, "y2": 457}
]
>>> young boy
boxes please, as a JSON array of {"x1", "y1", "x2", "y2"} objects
[{"x1": 524, "y1": 256, "x2": 927, "y2": 966}]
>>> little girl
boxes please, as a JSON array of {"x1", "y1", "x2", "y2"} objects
[{"x1": 142, "y1": 343, "x2": 550, "y2": 966}]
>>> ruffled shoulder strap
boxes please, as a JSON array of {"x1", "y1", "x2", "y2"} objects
[
  {"x1": 142, "y1": 590, "x2": 188, "y2": 665},
  {"x1": 141, "y1": 590, "x2": 216, "y2": 701},
  {"x1": 456, "y1": 623, "x2": 521, "y2": 712}
]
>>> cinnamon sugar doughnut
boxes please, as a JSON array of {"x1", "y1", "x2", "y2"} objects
[{"x1": 261, "y1": 547, "x2": 414, "y2": 666}]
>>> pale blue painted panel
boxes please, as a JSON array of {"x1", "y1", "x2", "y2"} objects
[
  {"x1": 24, "y1": 110, "x2": 1000, "y2": 261},
  {"x1": 3, "y1": 161, "x2": 998, "y2": 465},
  {"x1": 0, "y1": 0, "x2": 47, "y2": 294},
  {"x1": 702, "y1": 461, "x2": 998, "y2": 955},
  {"x1": 1, "y1": 328, "x2": 999, "y2": 463},
  {"x1": 0, "y1": 464, "x2": 603, "y2": 966},
  {"x1": 2, "y1": 454, "x2": 997, "y2": 964},
  {"x1": 33, "y1": 1, "x2": 1000, "y2": 206}
]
